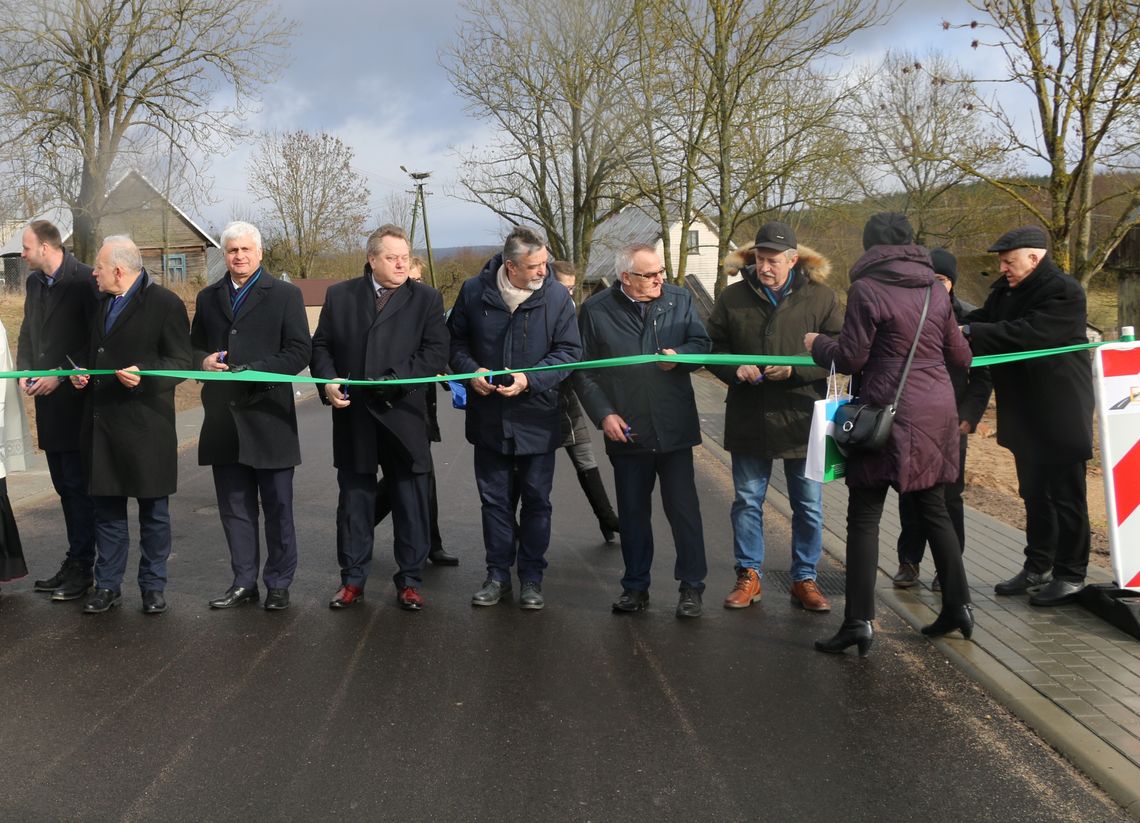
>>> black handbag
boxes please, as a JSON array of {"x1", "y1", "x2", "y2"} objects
[{"x1": 833, "y1": 286, "x2": 932, "y2": 456}]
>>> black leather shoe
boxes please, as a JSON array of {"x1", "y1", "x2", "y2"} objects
[
  {"x1": 51, "y1": 573, "x2": 94, "y2": 601},
  {"x1": 612, "y1": 589, "x2": 649, "y2": 613},
  {"x1": 209, "y1": 585, "x2": 260, "y2": 609},
  {"x1": 83, "y1": 588, "x2": 122, "y2": 614},
  {"x1": 264, "y1": 588, "x2": 290, "y2": 610},
  {"x1": 1029, "y1": 578, "x2": 1084, "y2": 606},
  {"x1": 37, "y1": 558, "x2": 90, "y2": 594},
  {"x1": 519, "y1": 581, "x2": 544, "y2": 610},
  {"x1": 921, "y1": 605, "x2": 974, "y2": 639},
  {"x1": 994, "y1": 568, "x2": 1051, "y2": 595},
  {"x1": 471, "y1": 579, "x2": 510, "y2": 606},
  {"x1": 815, "y1": 618, "x2": 874, "y2": 656},
  {"x1": 141, "y1": 590, "x2": 167, "y2": 614},
  {"x1": 428, "y1": 547, "x2": 460, "y2": 566},
  {"x1": 675, "y1": 587, "x2": 703, "y2": 618}
]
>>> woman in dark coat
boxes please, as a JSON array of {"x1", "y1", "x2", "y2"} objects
[{"x1": 805, "y1": 213, "x2": 974, "y2": 655}]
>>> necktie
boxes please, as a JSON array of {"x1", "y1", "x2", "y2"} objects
[{"x1": 375, "y1": 288, "x2": 394, "y2": 314}]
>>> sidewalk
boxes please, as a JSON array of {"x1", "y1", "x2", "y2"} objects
[{"x1": 693, "y1": 373, "x2": 1140, "y2": 819}]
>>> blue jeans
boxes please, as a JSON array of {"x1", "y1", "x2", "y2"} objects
[
  {"x1": 730, "y1": 455, "x2": 823, "y2": 581},
  {"x1": 92, "y1": 496, "x2": 171, "y2": 593}
]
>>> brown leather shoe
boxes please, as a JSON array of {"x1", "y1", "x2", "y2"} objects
[
  {"x1": 790, "y1": 579, "x2": 831, "y2": 612},
  {"x1": 723, "y1": 568, "x2": 762, "y2": 609}
]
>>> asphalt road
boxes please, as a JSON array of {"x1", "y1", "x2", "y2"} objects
[{"x1": 0, "y1": 393, "x2": 1128, "y2": 822}]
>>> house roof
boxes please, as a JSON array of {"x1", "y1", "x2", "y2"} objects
[
  {"x1": 582, "y1": 205, "x2": 720, "y2": 283},
  {"x1": 0, "y1": 204, "x2": 74, "y2": 255},
  {"x1": 293, "y1": 278, "x2": 341, "y2": 307},
  {"x1": 0, "y1": 168, "x2": 217, "y2": 256}
]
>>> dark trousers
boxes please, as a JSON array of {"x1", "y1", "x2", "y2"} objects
[
  {"x1": 336, "y1": 426, "x2": 430, "y2": 589},
  {"x1": 846, "y1": 484, "x2": 969, "y2": 620},
  {"x1": 212, "y1": 464, "x2": 298, "y2": 589},
  {"x1": 1013, "y1": 452, "x2": 1090, "y2": 582},
  {"x1": 898, "y1": 434, "x2": 967, "y2": 562},
  {"x1": 375, "y1": 450, "x2": 443, "y2": 552},
  {"x1": 610, "y1": 448, "x2": 707, "y2": 593},
  {"x1": 46, "y1": 450, "x2": 96, "y2": 567},
  {"x1": 92, "y1": 495, "x2": 171, "y2": 593},
  {"x1": 473, "y1": 445, "x2": 555, "y2": 584}
]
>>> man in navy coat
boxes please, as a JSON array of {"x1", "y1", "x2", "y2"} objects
[
  {"x1": 192, "y1": 221, "x2": 311, "y2": 611},
  {"x1": 310, "y1": 224, "x2": 449, "y2": 611}
]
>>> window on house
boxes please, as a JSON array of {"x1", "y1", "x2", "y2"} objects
[
  {"x1": 163, "y1": 253, "x2": 187, "y2": 281},
  {"x1": 687, "y1": 230, "x2": 700, "y2": 253}
]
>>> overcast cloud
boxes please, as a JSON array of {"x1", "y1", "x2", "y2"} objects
[{"x1": 200, "y1": 0, "x2": 1015, "y2": 249}]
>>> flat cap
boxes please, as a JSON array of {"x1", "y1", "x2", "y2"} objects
[
  {"x1": 754, "y1": 221, "x2": 797, "y2": 252},
  {"x1": 987, "y1": 226, "x2": 1048, "y2": 253}
]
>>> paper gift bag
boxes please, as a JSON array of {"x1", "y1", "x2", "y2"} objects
[{"x1": 805, "y1": 365, "x2": 851, "y2": 483}]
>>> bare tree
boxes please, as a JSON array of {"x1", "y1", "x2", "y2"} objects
[
  {"x1": 948, "y1": 0, "x2": 1140, "y2": 284},
  {"x1": 444, "y1": 0, "x2": 641, "y2": 266},
  {"x1": 0, "y1": 0, "x2": 294, "y2": 262},
  {"x1": 849, "y1": 49, "x2": 1008, "y2": 246},
  {"x1": 377, "y1": 191, "x2": 417, "y2": 241},
  {"x1": 248, "y1": 130, "x2": 371, "y2": 279}
]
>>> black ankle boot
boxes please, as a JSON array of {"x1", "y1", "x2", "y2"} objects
[
  {"x1": 815, "y1": 618, "x2": 874, "y2": 656},
  {"x1": 921, "y1": 605, "x2": 974, "y2": 639},
  {"x1": 577, "y1": 467, "x2": 620, "y2": 542}
]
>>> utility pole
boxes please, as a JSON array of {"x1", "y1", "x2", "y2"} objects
[{"x1": 400, "y1": 166, "x2": 436, "y2": 288}]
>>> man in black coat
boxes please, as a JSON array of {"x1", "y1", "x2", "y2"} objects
[
  {"x1": 310, "y1": 224, "x2": 449, "y2": 611},
  {"x1": 447, "y1": 227, "x2": 582, "y2": 611},
  {"x1": 575, "y1": 243, "x2": 713, "y2": 618},
  {"x1": 70, "y1": 235, "x2": 192, "y2": 615},
  {"x1": 191, "y1": 222, "x2": 311, "y2": 611},
  {"x1": 963, "y1": 226, "x2": 1094, "y2": 606},
  {"x1": 18, "y1": 220, "x2": 99, "y2": 601}
]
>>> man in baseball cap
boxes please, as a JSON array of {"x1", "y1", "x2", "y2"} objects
[{"x1": 961, "y1": 226, "x2": 1094, "y2": 606}]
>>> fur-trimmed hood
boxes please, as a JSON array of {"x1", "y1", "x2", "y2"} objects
[{"x1": 722, "y1": 242, "x2": 832, "y2": 284}]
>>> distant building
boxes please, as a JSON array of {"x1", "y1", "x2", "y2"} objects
[{"x1": 0, "y1": 169, "x2": 218, "y2": 288}]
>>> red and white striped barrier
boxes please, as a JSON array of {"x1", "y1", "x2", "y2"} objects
[{"x1": 1094, "y1": 334, "x2": 1140, "y2": 592}]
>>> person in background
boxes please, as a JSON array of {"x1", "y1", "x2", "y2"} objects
[
  {"x1": 893, "y1": 248, "x2": 991, "y2": 590},
  {"x1": 551, "y1": 261, "x2": 621, "y2": 544},
  {"x1": 805, "y1": 213, "x2": 974, "y2": 655}
]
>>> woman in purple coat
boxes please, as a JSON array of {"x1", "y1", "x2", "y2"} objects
[{"x1": 804, "y1": 213, "x2": 974, "y2": 656}]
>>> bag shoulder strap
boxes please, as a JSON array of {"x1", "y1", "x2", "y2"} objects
[{"x1": 892, "y1": 285, "x2": 932, "y2": 409}]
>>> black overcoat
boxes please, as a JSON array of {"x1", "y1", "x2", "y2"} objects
[
  {"x1": 16, "y1": 251, "x2": 99, "y2": 452},
  {"x1": 81, "y1": 271, "x2": 192, "y2": 498},
  {"x1": 964, "y1": 255, "x2": 1093, "y2": 463},
  {"x1": 809, "y1": 245, "x2": 972, "y2": 493},
  {"x1": 310, "y1": 273, "x2": 449, "y2": 474},
  {"x1": 190, "y1": 270, "x2": 312, "y2": 468},
  {"x1": 574, "y1": 282, "x2": 712, "y2": 456}
]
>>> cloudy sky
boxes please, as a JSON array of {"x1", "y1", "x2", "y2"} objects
[{"x1": 202, "y1": 0, "x2": 1013, "y2": 248}]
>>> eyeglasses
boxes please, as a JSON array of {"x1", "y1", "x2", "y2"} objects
[{"x1": 626, "y1": 268, "x2": 665, "y2": 280}]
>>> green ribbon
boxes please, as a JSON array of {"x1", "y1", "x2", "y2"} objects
[{"x1": 0, "y1": 341, "x2": 1108, "y2": 386}]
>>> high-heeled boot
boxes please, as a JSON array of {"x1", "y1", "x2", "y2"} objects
[
  {"x1": 814, "y1": 618, "x2": 874, "y2": 656},
  {"x1": 577, "y1": 467, "x2": 620, "y2": 542},
  {"x1": 921, "y1": 604, "x2": 974, "y2": 639}
]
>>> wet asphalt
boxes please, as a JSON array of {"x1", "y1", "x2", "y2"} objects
[{"x1": 0, "y1": 394, "x2": 1129, "y2": 822}]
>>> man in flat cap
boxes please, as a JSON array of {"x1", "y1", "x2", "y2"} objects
[
  {"x1": 707, "y1": 222, "x2": 843, "y2": 612},
  {"x1": 961, "y1": 226, "x2": 1094, "y2": 605}
]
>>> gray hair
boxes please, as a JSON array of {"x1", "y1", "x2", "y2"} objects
[
  {"x1": 503, "y1": 226, "x2": 546, "y2": 264},
  {"x1": 101, "y1": 235, "x2": 143, "y2": 274},
  {"x1": 366, "y1": 224, "x2": 409, "y2": 258},
  {"x1": 220, "y1": 221, "x2": 262, "y2": 251},
  {"x1": 615, "y1": 243, "x2": 657, "y2": 276}
]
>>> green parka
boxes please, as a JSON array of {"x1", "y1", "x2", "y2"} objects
[{"x1": 707, "y1": 243, "x2": 844, "y2": 458}]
